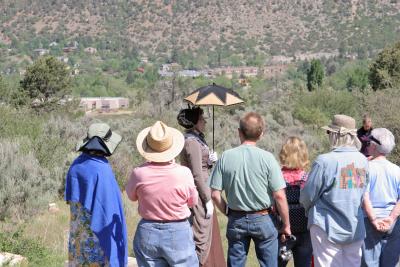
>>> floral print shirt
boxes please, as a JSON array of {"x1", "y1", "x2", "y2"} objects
[{"x1": 68, "y1": 202, "x2": 109, "y2": 267}]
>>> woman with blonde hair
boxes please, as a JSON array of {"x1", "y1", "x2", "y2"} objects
[{"x1": 278, "y1": 136, "x2": 312, "y2": 267}]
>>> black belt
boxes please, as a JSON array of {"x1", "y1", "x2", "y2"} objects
[
  {"x1": 228, "y1": 208, "x2": 271, "y2": 216},
  {"x1": 146, "y1": 218, "x2": 188, "y2": 223}
]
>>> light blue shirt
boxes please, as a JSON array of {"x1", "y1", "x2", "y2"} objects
[
  {"x1": 366, "y1": 158, "x2": 400, "y2": 218},
  {"x1": 300, "y1": 147, "x2": 369, "y2": 244}
]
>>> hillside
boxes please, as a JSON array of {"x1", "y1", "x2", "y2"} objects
[{"x1": 1, "y1": 0, "x2": 400, "y2": 65}]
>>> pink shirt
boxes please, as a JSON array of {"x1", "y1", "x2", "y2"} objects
[
  {"x1": 281, "y1": 167, "x2": 307, "y2": 188},
  {"x1": 125, "y1": 162, "x2": 198, "y2": 221}
]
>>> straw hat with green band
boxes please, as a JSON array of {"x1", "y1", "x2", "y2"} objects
[
  {"x1": 136, "y1": 121, "x2": 184, "y2": 162},
  {"x1": 76, "y1": 123, "x2": 122, "y2": 155}
]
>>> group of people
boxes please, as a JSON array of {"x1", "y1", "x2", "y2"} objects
[{"x1": 64, "y1": 109, "x2": 400, "y2": 267}]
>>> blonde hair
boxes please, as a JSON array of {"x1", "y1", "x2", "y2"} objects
[{"x1": 279, "y1": 137, "x2": 309, "y2": 170}]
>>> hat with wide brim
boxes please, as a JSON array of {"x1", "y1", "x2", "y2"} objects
[
  {"x1": 321, "y1": 114, "x2": 357, "y2": 134},
  {"x1": 76, "y1": 123, "x2": 122, "y2": 155},
  {"x1": 136, "y1": 121, "x2": 184, "y2": 162}
]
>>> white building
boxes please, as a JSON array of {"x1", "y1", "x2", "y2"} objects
[
  {"x1": 79, "y1": 97, "x2": 129, "y2": 112},
  {"x1": 34, "y1": 49, "x2": 49, "y2": 56},
  {"x1": 84, "y1": 47, "x2": 97, "y2": 54}
]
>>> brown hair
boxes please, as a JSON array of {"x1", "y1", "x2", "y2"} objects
[
  {"x1": 239, "y1": 112, "x2": 265, "y2": 141},
  {"x1": 279, "y1": 137, "x2": 309, "y2": 170},
  {"x1": 362, "y1": 114, "x2": 372, "y2": 123}
]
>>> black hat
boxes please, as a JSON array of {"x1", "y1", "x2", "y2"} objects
[{"x1": 177, "y1": 107, "x2": 203, "y2": 129}]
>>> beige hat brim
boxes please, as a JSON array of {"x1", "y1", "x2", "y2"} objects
[
  {"x1": 76, "y1": 131, "x2": 122, "y2": 155},
  {"x1": 321, "y1": 125, "x2": 357, "y2": 133},
  {"x1": 136, "y1": 126, "x2": 184, "y2": 162},
  {"x1": 103, "y1": 132, "x2": 122, "y2": 154},
  {"x1": 321, "y1": 125, "x2": 335, "y2": 132}
]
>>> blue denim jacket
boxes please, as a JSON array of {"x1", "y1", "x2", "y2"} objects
[{"x1": 300, "y1": 147, "x2": 369, "y2": 244}]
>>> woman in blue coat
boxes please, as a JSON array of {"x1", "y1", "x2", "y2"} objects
[{"x1": 65, "y1": 123, "x2": 127, "y2": 266}]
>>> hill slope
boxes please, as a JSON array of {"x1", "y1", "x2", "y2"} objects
[{"x1": 1, "y1": 0, "x2": 400, "y2": 62}]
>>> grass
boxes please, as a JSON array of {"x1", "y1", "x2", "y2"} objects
[{"x1": 1, "y1": 195, "x2": 294, "y2": 267}]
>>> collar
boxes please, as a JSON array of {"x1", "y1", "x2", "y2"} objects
[
  {"x1": 81, "y1": 152, "x2": 108, "y2": 163},
  {"x1": 185, "y1": 130, "x2": 207, "y2": 145},
  {"x1": 332, "y1": 146, "x2": 359, "y2": 152}
]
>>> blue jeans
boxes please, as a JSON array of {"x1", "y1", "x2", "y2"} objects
[
  {"x1": 361, "y1": 217, "x2": 400, "y2": 267},
  {"x1": 133, "y1": 219, "x2": 198, "y2": 267},
  {"x1": 226, "y1": 213, "x2": 278, "y2": 267},
  {"x1": 278, "y1": 232, "x2": 312, "y2": 267}
]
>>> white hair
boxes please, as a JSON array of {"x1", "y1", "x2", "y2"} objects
[
  {"x1": 329, "y1": 132, "x2": 361, "y2": 150},
  {"x1": 370, "y1": 128, "x2": 395, "y2": 155}
]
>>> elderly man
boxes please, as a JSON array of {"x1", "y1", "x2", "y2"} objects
[
  {"x1": 209, "y1": 112, "x2": 290, "y2": 267},
  {"x1": 300, "y1": 114, "x2": 369, "y2": 267},
  {"x1": 361, "y1": 128, "x2": 400, "y2": 267}
]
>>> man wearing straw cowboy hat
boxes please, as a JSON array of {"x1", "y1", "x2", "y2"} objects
[
  {"x1": 126, "y1": 121, "x2": 199, "y2": 267},
  {"x1": 300, "y1": 114, "x2": 369, "y2": 267}
]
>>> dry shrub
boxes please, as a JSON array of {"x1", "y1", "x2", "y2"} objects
[{"x1": 0, "y1": 140, "x2": 57, "y2": 221}]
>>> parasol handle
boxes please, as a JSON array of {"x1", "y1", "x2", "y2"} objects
[{"x1": 212, "y1": 106, "x2": 215, "y2": 150}]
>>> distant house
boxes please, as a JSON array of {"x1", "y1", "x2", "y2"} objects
[
  {"x1": 63, "y1": 41, "x2": 79, "y2": 53},
  {"x1": 72, "y1": 69, "x2": 80, "y2": 76},
  {"x1": 79, "y1": 97, "x2": 129, "y2": 113},
  {"x1": 161, "y1": 63, "x2": 181, "y2": 72},
  {"x1": 262, "y1": 64, "x2": 289, "y2": 79},
  {"x1": 63, "y1": 46, "x2": 77, "y2": 53},
  {"x1": 84, "y1": 47, "x2": 97, "y2": 54},
  {"x1": 158, "y1": 70, "x2": 174, "y2": 77},
  {"x1": 57, "y1": 56, "x2": 69, "y2": 63},
  {"x1": 178, "y1": 70, "x2": 201, "y2": 78},
  {"x1": 140, "y1": 57, "x2": 149, "y2": 64},
  {"x1": 209, "y1": 66, "x2": 259, "y2": 79},
  {"x1": 34, "y1": 49, "x2": 49, "y2": 56}
]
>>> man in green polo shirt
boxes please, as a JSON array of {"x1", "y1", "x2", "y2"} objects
[{"x1": 209, "y1": 112, "x2": 290, "y2": 267}]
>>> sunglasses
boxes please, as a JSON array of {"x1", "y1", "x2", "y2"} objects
[{"x1": 369, "y1": 135, "x2": 381, "y2": 145}]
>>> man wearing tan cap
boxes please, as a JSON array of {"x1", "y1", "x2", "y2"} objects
[
  {"x1": 125, "y1": 121, "x2": 199, "y2": 266},
  {"x1": 300, "y1": 114, "x2": 369, "y2": 267}
]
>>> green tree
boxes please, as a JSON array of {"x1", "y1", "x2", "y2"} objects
[
  {"x1": 369, "y1": 42, "x2": 400, "y2": 91},
  {"x1": 20, "y1": 56, "x2": 71, "y2": 104},
  {"x1": 307, "y1": 59, "x2": 324, "y2": 91},
  {"x1": 0, "y1": 75, "x2": 8, "y2": 102},
  {"x1": 126, "y1": 71, "x2": 135, "y2": 85},
  {"x1": 346, "y1": 66, "x2": 369, "y2": 91}
]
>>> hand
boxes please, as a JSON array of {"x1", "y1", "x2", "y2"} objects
[
  {"x1": 208, "y1": 150, "x2": 218, "y2": 165},
  {"x1": 205, "y1": 200, "x2": 214, "y2": 219},
  {"x1": 379, "y1": 216, "x2": 395, "y2": 232},
  {"x1": 372, "y1": 218, "x2": 391, "y2": 232},
  {"x1": 279, "y1": 224, "x2": 291, "y2": 242}
]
